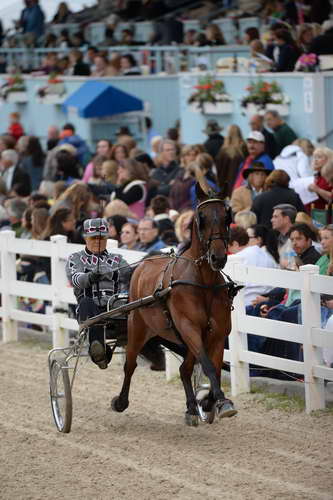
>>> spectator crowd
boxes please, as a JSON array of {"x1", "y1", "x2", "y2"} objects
[{"x1": 1, "y1": 99, "x2": 333, "y2": 374}]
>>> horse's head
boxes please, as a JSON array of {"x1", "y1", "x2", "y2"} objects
[{"x1": 195, "y1": 183, "x2": 232, "y2": 271}]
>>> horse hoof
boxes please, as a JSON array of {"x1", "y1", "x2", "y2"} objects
[
  {"x1": 111, "y1": 396, "x2": 128, "y2": 413},
  {"x1": 184, "y1": 412, "x2": 199, "y2": 427},
  {"x1": 216, "y1": 400, "x2": 237, "y2": 419}
]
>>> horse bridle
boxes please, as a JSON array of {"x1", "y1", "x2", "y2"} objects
[{"x1": 195, "y1": 198, "x2": 231, "y2": 265}]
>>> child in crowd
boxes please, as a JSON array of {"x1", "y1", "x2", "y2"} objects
[{"x1": 7, "y1": 112, "x2": 24, "y2": 141}]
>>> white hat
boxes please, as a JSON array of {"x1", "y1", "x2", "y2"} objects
[{"x1": 247, "y1": 131, "x2": 265, "y2": 142}]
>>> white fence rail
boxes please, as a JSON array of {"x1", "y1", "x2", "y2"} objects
[{"x1": 1, "y1": 231, "x2": 332, "y2": 413}]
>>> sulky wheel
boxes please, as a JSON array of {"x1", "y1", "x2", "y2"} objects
[
  {"x1": 49, "y1": 360, "x2": 72, "y2": 433},
  {"x1": 192, "y1": 363, "x2": 216, "y2": 424}
]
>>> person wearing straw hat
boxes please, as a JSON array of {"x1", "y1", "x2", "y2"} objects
[
  {"x1": 203, "y1": 119, "x2": 224, "y2": 160},
  {"x1": 66, "y1": 217, "x2": 131, "y2": 369}
]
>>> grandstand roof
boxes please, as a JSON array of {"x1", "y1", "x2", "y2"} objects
[{"x1": 62, "y1": 80, "x2": 144, "y2": 118}]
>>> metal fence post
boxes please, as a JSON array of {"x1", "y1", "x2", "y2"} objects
[
  {"x1": 300, "y1": 264, "x2": 325, "y2": 413},
  {"x1": 228, "y1": 257, "x2": 251, "y2": 396},
  {"x1": 0, "y1": 231, "x2": 18, "y2": 343},
  {"x1": 50, "y1": 235, "x2": 69, "y2": 348}
]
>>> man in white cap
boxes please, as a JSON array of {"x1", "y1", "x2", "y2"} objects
[
  {"x1": 66, "y1": 218, "x2": 131, "y2": 369},
  {"x1": 233, "y1": 131, "x2": 274, "y2": 190}
]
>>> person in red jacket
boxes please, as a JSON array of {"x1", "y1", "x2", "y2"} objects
[{"x1": 7, "y1": 112, "x2": 25, "y2": 141}]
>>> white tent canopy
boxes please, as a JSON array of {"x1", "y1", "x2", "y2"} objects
[{"x1": 0, "y1": 0, "x2": 96, "y2": 30}]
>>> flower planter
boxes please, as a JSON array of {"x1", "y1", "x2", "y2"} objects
[
  {"x1": 7, "y1": 91, "x2": 28, "y2": 103},
  {"x1": 189, "y1": 102, "x2": 201, "y2": 113},
  {"x1": 40, "y1": 94, "x2": 66, "y2": 104},
  {"x1": 203, "y1": 101, "x2": 233, "y2": 115},
  {"x1": 244, "y1": 102, "x2": 289, "y2": 116}
]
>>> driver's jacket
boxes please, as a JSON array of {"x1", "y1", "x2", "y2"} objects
[{"x1": 65, "y1": 247, "x2": 131, "y2": 307}]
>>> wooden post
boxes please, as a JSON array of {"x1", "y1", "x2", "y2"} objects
[
  {"x1": 50, "y1": 235, "x2": 69, "y2": 348},
  {"x1": 300, "y1": 264, "x2": 325, "y2": 413},
  {"x1": 228, "y1": 256, "x2": 251, "y2": 396},
  {"x1": 165, "y1": 349, "x2": 181, "y2": 382},
  {"x1": 0, "y1": 231, "x2": 18, "y2": 342}
]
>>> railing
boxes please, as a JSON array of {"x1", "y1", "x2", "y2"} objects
[
  {"x1": 1, "y1": 232, "x2": 332, "y2": 413},
  {"x1": 0, "y1": 45, "x2": 250, "y2": 73}
]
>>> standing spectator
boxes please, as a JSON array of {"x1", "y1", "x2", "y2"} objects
[
  {"x1": 120, "y1": 54, "x2": 141, "y2": 76},
  {"x1": 265, "y1": 111, "x2": 298, "y2": 155},
  {"x1": 1, "y1": 149, "x2": 31, "y2": 195},
  {"x1": 150, "y1": 15, "x2": 184, "y2": 45},
  {"x1": 47, "y1": 126, "x2": 60, "y2": 151},
  {"x1": 7, "y1": 112, "x2": 24, "y2": 142},
  {"x1": 203, "y1": 120, "x2": 224, "y2": 160},
  {"x1": 137, "y1": 217, "x2": 166, "y2": 252},
  {"x1": 17, "y1": 136, "x2": 45, "y2": 191},
  {"x1": 58, "y1": 123, "x2": 90, "y2": 165},
  {"x1": 151, "y1": 140, "x2": 180, "y2": 197},
  {"x1": 52, "y1": 2, "x2": 73, "y2": 23},
  {"x1": 231, "y1": 162, "x2": 270, "y2": 214},
  {"x1": 249, "y1": 114, "x2": 278, "y2": 159},
  {"x1": 252, "y1": 170, "x2": 304, "y2": 227},
  {"x1": 234, "y1": 131, "x2": 274, "y2": 190},
  {"x1": 215, "y1": 125, "x2": 248, "y2": 195},
  {"x1": 19, "y1": 0, "x2": 45, "y2": 46},
  {"x1": 307, "y1": 147, "x2": 333, "y2": 209}
]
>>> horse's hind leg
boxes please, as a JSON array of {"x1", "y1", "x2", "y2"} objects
[
  {"x1": 179, "y1": 352, "x2": 198, "y2": 427},
  {"x1": 111, "y1": 313, "x2": 147, "y2": 413}
]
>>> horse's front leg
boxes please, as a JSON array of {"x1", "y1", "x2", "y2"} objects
[
  {"x1": 111, "y1": 313, "x2": 146, "y2": 413},
  {"x1": 179, "y1": 352, "x2": 198, "y2": 427}
]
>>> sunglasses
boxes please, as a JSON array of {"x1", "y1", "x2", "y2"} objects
[{"x1": 85, "y1": 225, "x2": 107, "y2": 233}]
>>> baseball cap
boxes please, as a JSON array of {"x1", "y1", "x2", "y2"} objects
[
  {"x1": 247, "y1": 131, "x2": 265, "y2": 142},
  {"x1": 83, "y1": 218, "x2": 109, "y2": 238}
]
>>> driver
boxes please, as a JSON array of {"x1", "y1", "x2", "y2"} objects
[{"x1": 66, "y1": 218, "x2": 132, "y2": 369}]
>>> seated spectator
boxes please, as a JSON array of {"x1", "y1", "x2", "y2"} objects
[
  {"x1": 71, "y1": 31, "x2": 87, "y2": 48},
  {"x1": 82, "y1": 139, "x2": 113, "y2": 183},
  {"x1": 120, "y1": 54, "x2": 141, "y2": 76},
  {"x1": 215, "y1": 125, "x2": 248, "y2": 195},
  {"x1": 231, "y1": 162, "x2": 270, "y2": 214},
  {"x1": 204, "y1": 23, "x2": 226, "y2": 46},
  {"x1": 309, "y1": 20, "x2": 333, "y2": 55},
  {"x1": 150, "y1": 195, "x2": 173, "y2": 235},
  {"x1": 116, "y1": 135, "x2": 137, "y2": 154},
  {"x1": 234, "y1": 131, "x2": 274, "y2": 190},
  {"x1": 175, "y1": 209, "x2": 194, "y2": 248},
  {"x1": 110, "y1": 144, "x2": 129, "y2": 167},
  {"x1": 91, "y1": 54, "x2": 109, "y2": 77},
  {"x1": 20, "y1": 207, "x2": 32, "y2": 239},
  {"x1": 228, "y1": 226, "x2": 279, "y2": 307},
  {"x1": 190, "y1": 153, "x2": 218, "y2": 208},
  {"x1": 252, "y1": 171, "x2": 304, "y2": 227},
  {"x1": 67, "y1": 49, "x2": 91, "y2": 76},
  {"x1": 316, "y1": 225, "x2": 333, "y2": 275},
  {"x1": 137, "y1": 217, "x2": 166, "y2": 253},
  {"x1": 55, "y1": 148, "x2": 81, "y2": 181},
  {"x1": 183, "y1": 30, "x2": 197, "y2": 45},
  {"x1": 203, "y1": 120, "x2": 224, "y2": 161},
  {"x1": 120, "y1": 221, "x2": 140, "y2": 250},
  {"x1": 105, "y1": 215, "x2": 127, "y2": 243},
  {"x1": 101, "y1": 160, "x2": 118, "y2": 185},
  {"x1": 265, "y1": 111, "x2": 298, "y2": 155},
  {"x1": 234, "y1": 210, "x2": 257, "y2": 230},
  {"x1": 52, "y1": 2, "x2": 73, "y2": 24},
  {"x1": 83, "y1": 46, "x2": 99, "y2": 72},
  {"x1": 107, "y1": 52, "x2": 122, "y2": 76},
  {"x1": 5, "y1": 198, "x2": 27, "y2": 237},
  {"x1": 118, "y1": 29, "x2": 140, "y2": 46},
  {"x1": 43, "y1": 143, "x2": 77, "y2": 182},
  {"x1": 151, "y1": 139, "x2": 180, "y2": 197},
  {"x1": 169, "y1": 145, "x2": 202, "y2": 212},
  {"x1": 7, "y1": 112, "x2": 24, "y2": 142},
  {"x1": 89, "y1": 155, "x2": 107, "y2": 185},
  {"x1": 50, "y1": 183, "x2": 91, "y2": 238},
  {"x1": 248, "y1": 39, "x2": 273, "y2": 72},
  {"x1": 0, "y1": 135, "x2": 16, "y2": 153}
]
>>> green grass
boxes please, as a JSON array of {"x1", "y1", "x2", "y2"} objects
[{"x1": 251, "y1": 385, "x2": 305, "y2": 412}]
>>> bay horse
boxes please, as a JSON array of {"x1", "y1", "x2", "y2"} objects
[{"x1": 112, "y1": 183, "x2": 239, "y2": 425}]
